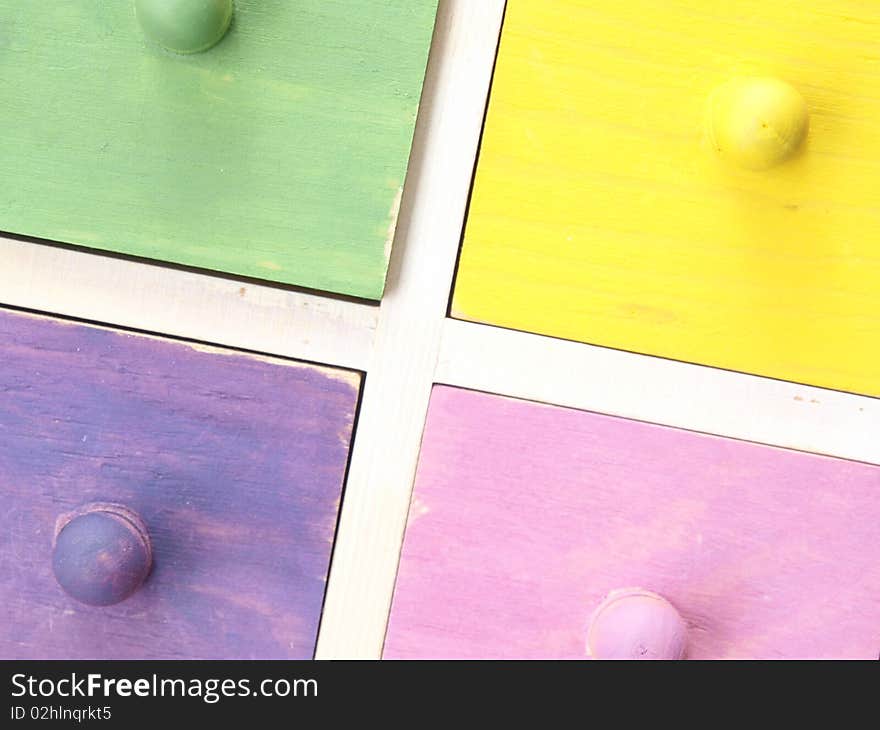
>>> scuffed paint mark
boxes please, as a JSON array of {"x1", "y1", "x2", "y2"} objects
[
  {"x1": 408, "y1": 497, "x2": 431, "y2": 522},
  {"x1": 384, "y1": 185, "x2": 404, "y2": 263}
]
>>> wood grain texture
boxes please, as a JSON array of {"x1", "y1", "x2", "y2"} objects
[
  {"x1": 0, "y1": 0, "x2": 438, "y2": 299},
  {"x1": 453, "y1": 0, "x2": 880, "y2": 396},
  {"x1": 0, "y1": 310, "x2": 360, "y2": 659},
  {"x1": 385, "y1": 386, "x2": 880, "y2": 659}
]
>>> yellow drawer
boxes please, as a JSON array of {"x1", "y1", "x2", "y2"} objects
[{"x1": 454, "y1": 0, "x2": 880, "y2": 396}]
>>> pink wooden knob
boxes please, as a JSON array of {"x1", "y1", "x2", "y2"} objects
[{"x1": 587, "y1": 588, "x2": 688, "y2": 660}]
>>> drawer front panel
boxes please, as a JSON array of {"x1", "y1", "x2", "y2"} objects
[
  {"x1": 385, "y1": 386, "x2": 880, "y2": 659},
  {"x1": 453, "y1": 0, "x2": 880, "y2": 396},
  {"x1": 0, "y1": 310, "x2": 360, "y2": 659},
  {"x1": 0, "y1": 0, "x2": 438, "y2": 299}
]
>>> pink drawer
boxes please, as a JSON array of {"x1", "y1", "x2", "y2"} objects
[{"x1": 385, "y1": 386, "x2": 880, "y2": 659}]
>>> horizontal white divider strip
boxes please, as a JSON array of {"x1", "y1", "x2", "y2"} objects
[
  {"x1": 0, "y1": 234, "x2": 377, "y2": 371},
  {"x1": 438, "y1": 317, "x2": 880, "y2": 466}
]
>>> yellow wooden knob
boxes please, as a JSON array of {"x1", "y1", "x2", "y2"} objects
[{"x1": 708, "y1": 77, "x2": 809, "y2": 170}]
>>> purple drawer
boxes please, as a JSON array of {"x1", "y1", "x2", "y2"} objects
[{"x1": 0, "y1": 310, "x2": 359, "y2": 659}]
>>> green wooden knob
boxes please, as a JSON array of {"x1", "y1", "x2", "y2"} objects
[{"x1": 135, "y1": 0, "x2": 233, "y2": 55}]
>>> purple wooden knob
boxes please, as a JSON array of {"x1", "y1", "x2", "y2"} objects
[
  {"x1": 587, "y1": 588, "x2": 688, "y2": 660},
  {"x1": 52, "y1": 503, "x2": 152, "y2": 607}
]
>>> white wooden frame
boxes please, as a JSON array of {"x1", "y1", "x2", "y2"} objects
[{"x1": 0, "y1": 0, "x2": 877, "y2": 659}]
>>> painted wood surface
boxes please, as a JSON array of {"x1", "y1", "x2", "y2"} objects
[
  {"x1": 0, "y1": 0, "x2": 438, "y2": 299},
  {"x1": 0, "y1": 310, "x2": 360, "y2": 659},
  {"x1": 2, "y1": 1, "x2": 876, "y2": 662},
  {"x1": 453, "y1": 0, "x2": 880, "y2": 397},
  {"x1": 385, "y1": 386, "x2": 880, "y2": 659}
]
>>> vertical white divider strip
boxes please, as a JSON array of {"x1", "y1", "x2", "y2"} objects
[{"x1": 315, "y1": 0, "x2": 506, "y2": 659}]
